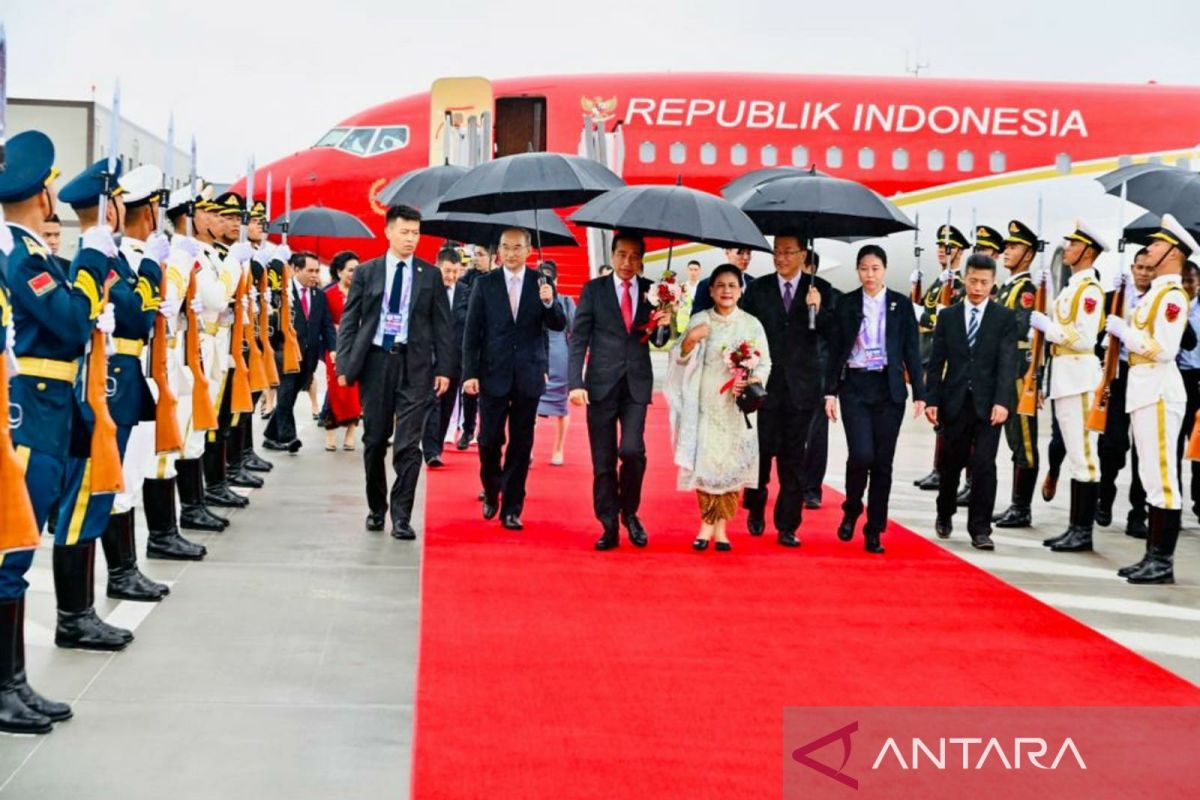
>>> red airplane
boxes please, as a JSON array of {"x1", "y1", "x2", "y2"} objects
[{"x1": 233, "y1": 73, "x2": 1200, "y2": 294}]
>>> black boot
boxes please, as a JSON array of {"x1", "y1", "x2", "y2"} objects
[
  {"x1": 144, "y1": 478, "x2": 207, "y2": 561},
  {"x1": 0, "y1": 599, "x2": 54, "y2": 734},
  {"x1": 241, "y1": 414, "x2": 273, "y2": 472},
  {"x1": 53, "y1": 542, "x2": 133, "y2": 651},
  {"x1": 1095, "y1": 479, "x2": 1117, "y2": 527},
  {"x1": 100, "y1": 510, "x2": 169, "y2": 601},
  {"x1": 226, "y1": 423, "x2": 264, "y2": 489},
  {"x1": 994, "y1": 466, "x2": 1034, "y2": 528},
  {"x1": 1125, "y1": 505, "x2": 1149, "y2": 540},
  {"x1": 177, "y1": 458, "x2": 228, "y2": 531},
  {"x1": 955, "y1": 480, "x2": 972, "y2": 507},
  {"x1": 11, "y1": 598, "x2": 72, "y2": 722},
  {"x1": 1126, "y1": 507, "x2": 1180, "y2": 584},
  {"x1": 1044, "y1": 480, "x2": 1085, "y2": 546},
  {"x1": 1051, "y1": 481, "x2": 1097, "y2": 552},
  {"x1": 204, "y1": 437, "x2": 249, "y2": 508}
]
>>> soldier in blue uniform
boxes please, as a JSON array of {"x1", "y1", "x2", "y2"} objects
[{"x1": 0, "y1": 130, "x2": 82, "y2": 731}]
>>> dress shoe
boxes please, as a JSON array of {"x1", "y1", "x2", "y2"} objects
[
  {"x1": 836, "y1": 516, "x2": 855, "y2": 542},
  {"x1": 777, "y1": 530, "x2": 801, "y2": 548},
  {"x1": 426, "y1": 456, "x2": 445, "y2": 468},
  {"x1": 993, "y1": 504, "x2": 1032, "y2": 528},
  {"x1": 1042, "y1": 472, "x2": 1059, "y2": 502},
  {"x1": 365, "y1": 513, "x2": 385, "y2": 532},
  {"x1": 692, "y1": 538, "x2": 710, "y2": 551},
  {"x1": 914, "y1": 470, "x2": 940, "y2": 491},
  {"x1": 863, "y1": 530, "x2": 885, "y2": 554},
  {"x1": 622, "y1": 514, "x2": 648, "y2": 547},
  {"x1": 970, "y1": 532, "x2": 995, "y2": 551},
  {"x1": 1094, "y1": 501, "x2": 1113, "y2": 528},
  {"x1": 392, "y1": 522, "x2": 417, "y2": 540},
  {"x1": 715, "y1": 541, "x2": 732, "y2": 552},
  {"x1": 501, "y1": 514, "x2": 523, "y2": 531},
  {"x1": 457, "y1": 433, "x2": 471, "y2": 451},
  {"x1": 595, "y1": 524, "x2": 620, "y2": 551},
  {"x1": 803, "y1": 491, "x2": 822, "y2": 510},
  {"x1": 955, "y1": 482, "x2": 972, "y2": 507},
  {"x1": 935, "y1": 517, "x2": 952, "y2": 538},
  {"x1": 482, "y1": 501, "x2": 499, "y2": 520},
  {"x1": 262, "y1": 438, "x2": 289, "y2": 451},
  {"x1": 287, "y1": 439, "x2": 303, "y2": 454},
  {"x1": 746, "y1": 514, "x2": 766, "y2": 536}
]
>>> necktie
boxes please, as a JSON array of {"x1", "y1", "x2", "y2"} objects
[
  {"x1": 382, "y1": 259, "x2": 406, "y2": 350},
  {"x1": 621, "y1": 280, "x2": 634, "y2": 332},
  {"x1": 967, "y1": 306, "x2": 980, "y2": 349},
  {"x1": 300, "y1": 287, "x2": 309, "y2": 318},
  {"x1": 782, "y1": 281, "x2": 794, "y2": 313},
  {"x1": 509, "y1": 273, "x2": 521, "y2": 320}
]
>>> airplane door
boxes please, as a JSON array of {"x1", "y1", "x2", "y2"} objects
[
  {"x1": 495, "y1": 96, "x2": 547, "y2": 157},
  {"x1": 429, "y1": 77, "x2": 493, "y2": 167}
]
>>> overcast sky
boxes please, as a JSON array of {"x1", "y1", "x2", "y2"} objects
[{"x1": 6, "y1": 0, "x2": 1196, "y2": 180}]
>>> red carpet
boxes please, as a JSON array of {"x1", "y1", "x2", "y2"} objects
[{"x1": 413, "y1": 402, "x2": 1200, "y2": 798}]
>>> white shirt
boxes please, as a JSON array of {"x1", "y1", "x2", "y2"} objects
[
  {"x1": 964, "y1": 297, "x2": 987, "y2": 335},
  {"x1": 293, "y1": 277, "x2": 310, "y2": 318},
  {"x1": 373, "y1": 250, "x2": 413, "y2": 346},
  {"x1": 612, "y1": 273, "x2": 638, "y2": 315},
  {"x1": 848, "y1": 288, "x2": 887, "y2": 369}
]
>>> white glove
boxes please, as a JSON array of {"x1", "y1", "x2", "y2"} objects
[
  {"x1": 1105, "y1": 314, "x2": 1129, "y2": 342},
  {"x1": 252, "y1": 243, "x2": 275, "y2": 267},
  {"x1": 159, "y1": 296, "x2": 183, "y2": 320},
  {"x1": 912, "y1": 302, "x2": 925, "y2": 322},
  {"x1": 227, "y1": 241, "x2": 254, "y2": 264},
  {"x1": 909, "y1": 269, "x2": 922, "y2": 286},
  {"x1": 264, "y1": 287, "x2": 274, "y2": 306},
  {"x1": 274, "y1": 244, "x2": 292, "y2": 264},
  {"x1": 0, "y1": 209, "x2": 13, "y2": 256},
  {"x1": 939, "y1": 269, "x2": 954, "y2": 284},
  {"x1": 189, "y1": 297, "x2": 205, "y2": 315},
  {"x1": 250, "y1": 287, "x2": 260, "y2": 305},
  {"x1": 240, "y1": 295, "x2": 251, "y2": 313},
  {"x1": 1029, "y1": 311, "x2": 1051, "y2": 333},
  {"x1": 5, "y1": 324, "x2": 15, "y2": 361},
  {"x1": 1026, "y1": 324, "x2": 1036, "y2": 341},
  {"x1": 82, "y1": 226, "x2": 118, "y2": 258},
  {"x1": 218, "y1": 307, "x2": 235, "y2": 326},
  {"x1": 96, "y1": 303, "x2": 116, "y2": 334},
  {"x1": 176, "y1": 236, "x2": 202, "y2": 260},
  {"x1": 144, "y1": 232, "x2": 171, "y2": 264}
]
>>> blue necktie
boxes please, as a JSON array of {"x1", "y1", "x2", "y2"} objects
[
  {"x1": 967, "y1": 306, "x2": 980, "y2": 349},
  {"x1": 382, "y1": 259, "x2": 406, "y2": 350}
]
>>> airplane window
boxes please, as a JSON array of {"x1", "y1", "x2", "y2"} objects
[
  {"x1": 989, "y1": 151, "x2": 1006, "y2": 173},
  {"x1": 700, "y1": 143, "x2": 717, "y2": 165},
  {"x1": 638, "y1": 141, "x2": 656, "y2": 163},
  {"x1": 760, "y1": 145, "x2": 778, "y2": 167},
  {"x1": 892, "y1": 148, "x2": 909, "y2": 170},
  {"x1": 858, "y1": 147, "x2": 875, "y2": 169},
  {"x1": 314, "y1": 128, "x2": 349, "y2": 148},
  {"x1": 669, "y1": 142, "x2": 686, "y2": 164},
  {"x1": 791, "y1": 145, "x2": 808, "y2": 167},
  {"x1": 371, "y1": 127, "x2": 409, "y2": 155},
  {"x1": 928, "y1": 149, "x2": 944, "y2": 172},
  {"x1": 957, "y1": 150, "x2": 974, "y2": 172},
  {"x1": 1055, "y1": 153, "x2": 1072, "y2": 174},
  {"x1": 731, "y1": 144, "x2": 748, "y2": 166},
  {"x1": 339, "y1": 128, "x2": 377, "y2": 155},
  {"x1": 1118, "y1": 155, "x2": 1133, "y2": 167},
  {"x1": 826, "y1": 146, "x2": 842, "y2": 169}
]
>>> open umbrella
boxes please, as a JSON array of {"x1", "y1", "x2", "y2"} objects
[
  {"x1": 438, "y1": 152, "x2": 625, "y2": 214},
  {"x1": 377, "y1": 163, "x2": 468, "y2": 210},
  {"x1": 1096, "y1": 163, "x2": 1200, "y2": 229},
  {"x1": 1124, "y1": 210, "x2": 1200, "y2": 246},
  {"x1": 267, "y1": 206, "x2": 374, "y2": 239},
  {"x1": 730, "y1": 173, "x2": 915, "y2": 238},
  {"x1": 419, "y1": 199, "x2": 578, "y2": 248},
  {"x1": 719, "y1": 166, "x2": 829, "y2": 200}
]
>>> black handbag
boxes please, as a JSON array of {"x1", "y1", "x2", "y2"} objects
[{"x1": 736, "y1": 381, "x2": 767, "y2": 424}]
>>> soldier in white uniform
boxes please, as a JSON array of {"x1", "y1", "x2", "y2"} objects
[
  {"x1": 1030, "y1": 220, "x2": 1107, "y2": 552},
  {"x1": 1107, "y1": 214, "x2": 1196, "y2": 584}
]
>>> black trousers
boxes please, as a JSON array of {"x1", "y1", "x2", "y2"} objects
[
  {"x1": 460, "y1": 391, "x2": 479, "y2": 438},
  {"x1": 1097, "y1": 369, "x2": 1146, "y2": 511},
  {"x1": 936, "y1": 392, "x2": 1003, "y2": 536},
  {"x1": 1047, "y1": 401, "x2": 1066, "y2": 477},
  {"x1": 421, "y1": 376, "x2": 461, "y2": 461},
  {"x1": 1002, "y1": 378, "x2": 1039, "y2": 470},
  {"x1": 585, "y1": 376, "x2": 648, "y2": 527},
  {"x1": 478, "y1": 391, "x2": 540, "y2": 517},
  {"x1": 839, "y1": 370, "x2": 905, "y2": 535},
  {"x1": 359, "y1": 347, "x2": 426, "y2": 526},
  {"x1": 802, "y1": 411, "x2": 829, "y2": 497},
  {"x1": 743, "y1": 394, "x2": 814, "y2": 534},
  {"x1": 264, "y1": 371, "x2": 302, "y2": 444}
]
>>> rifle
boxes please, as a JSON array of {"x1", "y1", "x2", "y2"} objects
[
  {"x1": 259, "y1": 267, "x2": 280, "y2": 387},
  {"x1": 1186, "y1": 412, "x2": 1200, "y2": 461},
  {"x1": 280, "y1": 261, "x2": 302, "y2": 374},
  {"x1": 88, "y1": 277, "x2": 124, "y2": 494},
  {"x1": 152, "y1": 267, "x2": 183, "y2": 453},
  {"x1": 229, "y1": 272, "x2": 255, "y2": 414},
  {"x1": 910, "y1": 212, "x2": 923, "y2": 304},
  {"x1": 1018, "y1": 275, "x2": 1048, "y2": 417},
  {"x1": 185, "y1": 264, "x2": 217, "y2": 431},
  {"x1": 1086, "y1": 278, "x2": 1126, "y2": 433},
  {"x1": 245, "y1": 276, "x2": 268, "y2": 393},
  {"x1": 0, "y1": 341, "x2": 40, "y2": 555},
  {"x1": 938, "y1": 209, "x2": 954, "y2": 306}
]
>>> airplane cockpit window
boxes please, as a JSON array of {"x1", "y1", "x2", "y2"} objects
[
  {"x1": 957, "y1": 150, "x2": 974, "y2": 172},
  {"x1": 700, "y1": 143, "x2": 718, "y2": 165},
  {"x1": 731, "y1": 144, "x2": 748, "y2": 166},
  {"x1": 892, "y1": 148, "x2": 909, "y2": 170},
  {"x1": 371, "y1": 127, "x2": 410, "y2": 154},
  {"x1": 339, "y1": 129, "x2": 377, "y2": 155},
  {"x1": 989, "y1": 151, "x2": 1006, "y2": 173},
  {"x1": 928, "y1": 149, "x2": 944, "y2": 172},
  {"x1": 638, "y1": 141, "x2": 656, "y2": 163},
  {"x1": 760, "y1": 145, "x2": 778, "y2": 167},
  {"x1": 791, "y1": 145, "x2": 808, "y2": 167},
  {"x1": 670, "y1": 142, "x2": 687, "y2": 164},
  {"x1": 825, "y1": 146, "x2": 843, "y2": 169},
  {"x1": 314, "y1": 128, "x2": 349, "y2": 148},
  {"x1": 858, "y1": 147, "x2": 875, "y2": 169}
]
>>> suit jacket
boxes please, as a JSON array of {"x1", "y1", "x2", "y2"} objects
[
  {"x1": 568, "y1": 274, "x2": 656, "y2": 405},
  {"x1": 438, "y1": 282, "x2": 470, "y2": 381},
  {"x1": 741, "y1": 272, "x2": 834, "y2": 409},
  {"x1": 462, "y1": 267, "x2": 567, "y2": 399},
  {"x1": 335, "y1": 255, "x2": 454, "y2": 391},
  {"x1": 825, "y1": 287, "x2": 925, "y2": 404},
  {"x1": 925, "y1": 300, "x2": 1018, "y2": 419},
  {"x1": 288, "y1": 282, "x2": 338, "y2": 378},
  {"x1": 690, "y1": 272, "x2": 754, "y2": 315}
]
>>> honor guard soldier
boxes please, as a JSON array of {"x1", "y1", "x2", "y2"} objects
[
  {"x1": 1033, "y1": 220, "x2": 1107, "y2": 553},
  {"x1": 238, "y1": 199, "x2": 275, "y2": 476},
  {"x1": 912, "y1": 223, "x2": 968, "y2": 491},
  {"x1": 0, "y1": 133, "x2": 75, "y2": 734},
  {"x1": 1108, "y1": 215, "x2": 1196, "y2": 584},
  {"x1": 992, "y1": 220, "x2": 1043, "y2": 527},
  {"x1": 972, "y1": 225, "x2": 1005, "y2": 260}
]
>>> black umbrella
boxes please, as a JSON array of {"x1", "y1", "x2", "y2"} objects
[
  {"x1": 268, "y1": 206, "x2": 375, "y2": 239},
  {"x1": 437, "y1": 152, "x2": 625, "y2": 214},
  {"x1": 419, "y1": 200, "x2": 579, "y2": 248},
  {"x1": 730, "y1": 174, "x2": 915, "y2": 238},
  {"x1": 376, "y1": 163, "x2": 469, "y2": 210},
  {"x1": 1124, "y1": 210, "x2": 1200, "y2": 246},
  {"x1": 719, "y1": 166, "x2": 829, "y2": 200},
  {"x1": 1096, "y1": 163, "x2": 1200, "y2": 229}
]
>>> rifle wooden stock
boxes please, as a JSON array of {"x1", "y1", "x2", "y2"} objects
[
  {"x1": 88, "y1": 278, "x2": 125, "y2": 495},
  {"x1": 152, "y1": 270, "x2": 184, "y2": 454},
  {"x1": 1087, "y1": 284, "x2": 1126, "y2": 433},
  {"x1": 245, "y1": 269, "x2": 269, "y2": 393},
  {"x1": 280, "y1": 263, "x2": 301, "y2": 375},
  {"x1": 229, "y1": 273, "x2": 255, "y2": 414},
  {"x1": 0, "y1": 351, "x2": 41, "y2": 554},
  {"x1": 259, "y1": 269, "x2": 280, "y2": 387},
  {"x1": 1017, "y1": 278, "x2": 1047, "y2": 417},
  {"x1": 185, "y1": 264, "x2": 218, "y2": 432},
  {"x1": 1187, "y1": 409, "x2": 1200, "y2": 461},
  {"x1": 910, "y1": 278, "x2": 922, "y2": 305},
  {"x1": 938, "y1": 273, "x2": 954, "y2": 307}
]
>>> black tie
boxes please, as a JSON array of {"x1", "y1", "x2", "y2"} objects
[{"x1": 383, "y1": 259, "x2": 406, "y2": 350}]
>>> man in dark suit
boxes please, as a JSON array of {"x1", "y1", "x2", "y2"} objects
[
  {"x1": 568, "y1": 234, "x2": 670, "y2": 550},
  {"x1": 264, "y1": 252, "x2": 336, "y2": 452},
  {"x1": 422, "y1": 248, "x2": 469, "y2": 467},
  {"x1": 741, "y1": 234, "x2": 833, "y2": 547},
  {"x1": 824, "y1": 245, "x2": 925, "y2": 554},
  {"x1": 462, "y1": 227, "x2": 566, "y2": 530},
  {"x1": 924, "y1": 253, "x2": 1019, "y2": 550},
  {"x1": 689, "y1": 246, "x2": 755, "y2": 314},
  {"x1": 335, "y1": 204, "x2": 454, "y2": 540}
]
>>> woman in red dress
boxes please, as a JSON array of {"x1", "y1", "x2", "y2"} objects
[{"x1": 321, "y1": 251, "x2": 362, "y2": 451}]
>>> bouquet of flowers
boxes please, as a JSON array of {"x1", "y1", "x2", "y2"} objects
[
  {"x1": 719, "y1": 339, "x2": 762, "y2": 394},
  {"x1": 640, "y1": 270, "x2": 684, "y2": 346}
]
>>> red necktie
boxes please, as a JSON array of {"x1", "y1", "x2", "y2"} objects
[
  {"x1": 300, "y1": 287, "x2": 310, "y2": 318},
  {"x1": 621, "y1": 280, "x2": 633, "y2": 332}
]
